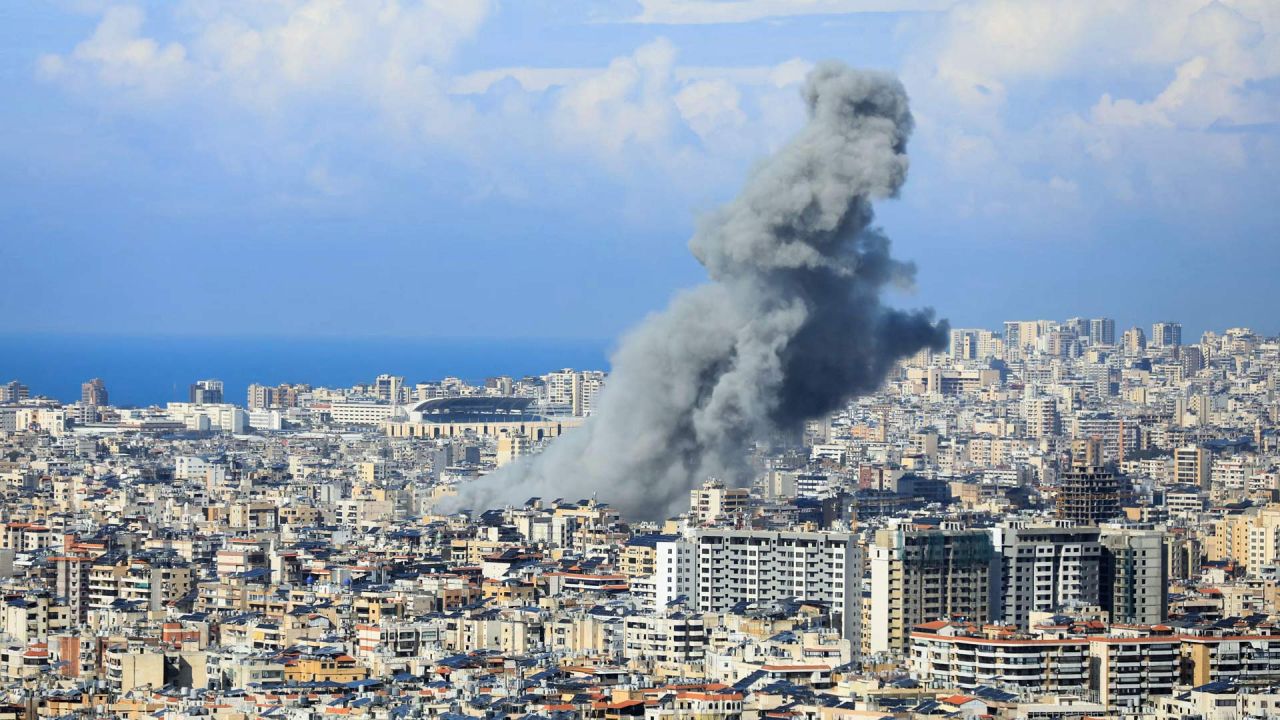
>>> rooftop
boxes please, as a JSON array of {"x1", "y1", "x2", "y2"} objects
[{"x1": 408, "y1": 396, "x2": 554, "y2": 424}]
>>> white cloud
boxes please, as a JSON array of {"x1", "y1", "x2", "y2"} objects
[
  {"x1": 675, "y1": 79, "x2": 746, "y2": 139},
  {"x1": 451, "y1": 59, "x2": 813, "y2": 96},
  {"x1": 630, "y1": 0, "x2": 957, "y2": 25},
  {"x1": 917, "y1": 0, "x2": 1278, "y2": 123},
  {"x1": 39, "y1": 5, "x2": 192, "y2": 99},
  {"x1": 451, "y1": 68, "x2": 596, "y2": 94},
  {"x1": 676, "y1": 59, "x2": 813, "y2": 88},
  {"x1": 36, "y1": 0, "x2": 1278, "y2": 231},
  {"x1": 536, "y1": 41, "x2": 810, "y2": 178},
  {"x1": 43, "y1": 1, "x2": 493, "y2": 113},
  {"x1": 1092, "y1": 57, "x2": 1209, "y2": 129},
  {"x1": 37, "y1": 2, "x2": 818, "y2": 208},
  {"x1": 903, "y1": 0, "x2": 1280, "y2": 226},
  {"x1": 305, "y1": 162, "x2": 361, "y2": 197},
  {"x1": 551, "y1": 38, "x2": 681, "y2": 157}
]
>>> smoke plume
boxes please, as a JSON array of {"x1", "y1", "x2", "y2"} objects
[{"x1": 446, "y1": 63, "x2": 946, "y2": 520}]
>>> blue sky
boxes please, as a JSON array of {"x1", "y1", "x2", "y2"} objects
[{"x1": 2, "y1": 0, "x2": 1278, "y2": 341}]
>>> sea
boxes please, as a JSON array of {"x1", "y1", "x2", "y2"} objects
[{"x1": 0, "y1": 334, "x2": 613, "y2": 408}]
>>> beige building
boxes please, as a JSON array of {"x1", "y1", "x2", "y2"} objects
[
  {"x1": 689, "y1": 480, "x2": 749, "y2": 525},
  {"x1": 104, "y1": 645, "x2": 164, "y2": 692},
  {"x1": 867, "y1": 524, "x2": 994, "y2": 655},
  {"x1": 0, "y1": 596, "x2": 71, "y2": 644},
  {"x1": 1174, "y1": 445, "x2": 1212, "y2": 488},
  {"x1": 496, "y1": 433, "x2": 532, "y2": 466},
  {"x1": 1206, "y1": 505, "x2": 1280, "y2": 571}
]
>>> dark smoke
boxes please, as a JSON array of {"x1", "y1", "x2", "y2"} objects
[{"x1": 444, "y1": 62, "x2": 946, "y2": 520}]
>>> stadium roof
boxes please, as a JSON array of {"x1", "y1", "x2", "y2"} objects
[{"x1": 409, "y1": 396, "x2": 552, "y2": 423}]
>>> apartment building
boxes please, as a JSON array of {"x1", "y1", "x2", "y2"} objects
[
  {"x1": 991, "y1": 522, "x2": 1102, "y2": 629},
  {"x1": 691, "y1": 529, "x2": 861, "y2": 641},
  {"x1": 868, "y1": 525, "x2": 994, "y2": 654}
]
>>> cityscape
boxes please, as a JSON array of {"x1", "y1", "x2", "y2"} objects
[
  {"x1": 1, "y1": 317, "x2": 1279, "y2": 718},
  {"x1": 4, "y1": 1, "x2": 1279, "y2": 720}
]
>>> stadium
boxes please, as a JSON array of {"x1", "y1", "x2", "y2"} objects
[{"x1": 383, "y1": 396, "x2": 582, "y2": 440}]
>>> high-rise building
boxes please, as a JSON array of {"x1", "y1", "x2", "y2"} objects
[
  {"x1": 1003, "y1": 320, "x2": 1046, "y2": 359},
  {"x1": 1070, "y1": 413, "x2": 1137, "y2": 464},
  {"x1": 247, "y1": 384, "x2": 275, "y2": 410},
  {"x1": 1179, "y1": 346, "x2": 1204, "y2": 376},
  {"x1": 1045, "y1": 330, "x2": 1080, "y2": 358},
  {"x1": 1100, "y1": 528, "x2": 1167, "y2": 624},
  {"x1": 1003, "y1": 321, "x2": 1021, "y2": 350},
  {"x1": 949, "y1": 328, "x2": 980, "y2": 360},
  {"x1": 1150, "y1": 322, "x2": 1182, "y2": 348},
  {"x1": 631, "y1": 535, "x2": 695, "y2": 612},
  {"x1": 623, "y1": 612, "x2": 707, "y2": 665},
  {"x1": 54, "y1": 555, "x2": 91, "y2": 623},
  {"x1": 1089, "y1": 317, "x2": 1116, "y2": 346},
  {"x1": 974, "y1": 330, "x2": 1003, "y2": 360},
  {"x1": 495, "y1": 433, "x2": 531, "y2": 467},
  {"x1": 1064, "y1": 317, "x2": 1089, "y2": 338},
  {"x1": 688, "y1": 479, "x2": 749, "y2": 525},
  {"x1": 991, "y1": 522, "x2": 1102, "y2": 629},
  {"x1": 484, "y1": 376, "x2": 514, "y2": 396},
  {"x1": 276, "y1": 383, "x2": 307, "y2": 408},
  {"x1": 1023, "y1": 396, "x2": 1060, "y2": 439},
  {"x1": 189, "y1": 379, "x2": 224, "y2": 404},
  {"x1": 374, "y1": 374, "x2": 404, "y2": 404},
  {"x1": 545, "y1": 369, "x2": 580, "y2": 414},
  {"x1": 1056, "y1": 438, "x2": 1125, "y2": 524},
  {"x1": 1173, "y1": 445, "x2": 1212, "y2": 488},
  {"x1": 545, "y1": 369, "x2": 605, "y2": 417},
  {"x1": 579, "y1": 371, "x2": 605, "y2": 416},
  {"x1": 868, "y1": 524, "x2": 994, "y2": 654},
  {"x1": 248, "y1": 383, "x2": 308, "y2": 410},
  {"x1": 80, "y1": 378, "x2": 108, "y2": 407},
  {"x1": 1122, "y1": 327, "x2": 1146, "y2": 353},
  {"x1": 947, "y1": 328, "x2": 1002, "y2": 361},
  {"x1": 692, "y1": 529, "x2": 862, "y2": 640},
  {"x1": 0, "y1": 380, "x2": 30, "y2": 403}
]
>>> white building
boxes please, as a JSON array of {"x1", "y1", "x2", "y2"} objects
[
  {"x1": 329, "y1": 402, "x2": 396, "y2": 426},
  {"x1": 1164, "y1": 486, "x2": 1207, "y2": 517},
  {"x1": 992, "y1": 522, "x2": 1102, "y2": 629},
  {"x1": 691, "y1": 529, "x2": 862, "y2": 641},
  {"x1": 174, "y1": 456, "x2": 228, "y2": 487},
  {"x1": 579, "y1": 371, "x2": 605, "y2": 416},
  {"x1": 248, "y1": 409, "x2": 283, "y2": 431},
  {"x1": 1023, "y1": 396, "x2": 1060, "y2": 439},
  {"x1": 165, "y1": 403, "x2": 247, "y2": 433},
  {"x1": 910, "y1": 622, "x2": 1088, "y2": 694},
  {"x1": 635, "y1": 536, "x2": 695, "y2": 612},
  {"x1": 623, "y1": 611, "x2": 707, "y2": 665}
]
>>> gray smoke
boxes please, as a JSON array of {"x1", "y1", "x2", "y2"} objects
[{"x1": 445, "y1": 63, "x2": 946, "y2": 520}]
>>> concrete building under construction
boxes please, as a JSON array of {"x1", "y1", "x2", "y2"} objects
[{"x1": 1056, "y1": 438, "x2": 1126, "y2": 524}]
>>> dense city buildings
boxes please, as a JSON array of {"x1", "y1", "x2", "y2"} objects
[{"x1": 1, "y1": 317, "x2": 1280, "y2": 717}]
